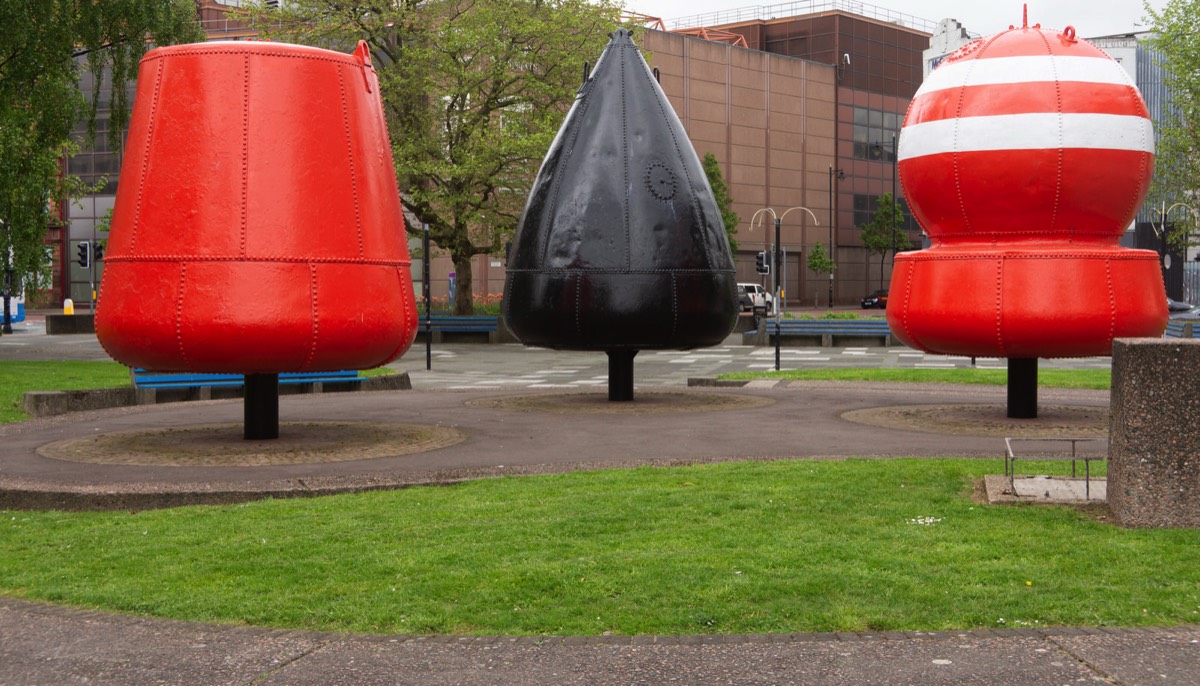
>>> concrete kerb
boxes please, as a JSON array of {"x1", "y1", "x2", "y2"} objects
[{"x1": 22, "y1": 372, "x2": 412, "y2": 418}]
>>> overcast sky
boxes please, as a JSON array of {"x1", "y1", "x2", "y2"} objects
[{"x1": 627, "y1": 0, "x2": 1168, "y2": 39}]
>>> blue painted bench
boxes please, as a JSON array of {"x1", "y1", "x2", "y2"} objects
[
  {"x1": 745, "y1": 318, "x2": 893, "y2": 347},
  {"x1": 131, "y1": 369, "x2": 362, "y2": 402},
  {"x1": 1164, "y1": 320, "x2": 1197, "y2": 339},
  {"x1": 415, "y1": 315, "x2": 502, "y2": 343}
]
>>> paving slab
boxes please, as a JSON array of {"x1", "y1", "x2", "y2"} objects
[
  {"x1": 1053, "y1": 630, "x2": 1200, "y2": 685},
  {"x1": 5, "y1": 598, "x2": 1198, "y2": 686}
]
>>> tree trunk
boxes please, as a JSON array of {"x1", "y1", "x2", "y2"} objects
[{"x1": 452, "y1": 253, "x2": 474, "y2": 315}]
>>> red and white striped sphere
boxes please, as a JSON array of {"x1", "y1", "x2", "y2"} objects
[
  {"x1": 900, "y1": 24, "x2": 1153, "y2": 240},
  {"x1": 887, "y1": 20, "x2": 1167, "y2": 359}
]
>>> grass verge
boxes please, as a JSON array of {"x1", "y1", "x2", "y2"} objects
[
  {"x1": 0, "y1": 361, "x2": 131, "y2": 423},
  {"x1": 718, "y1": 368, "x2": 1111, "y2": 390},
  {"x1": 0, "y1": 361, "x2": 397, "y2": 423},
  {"x1": 2, "y1": 459, "x2": 1195, "y2": 634}
]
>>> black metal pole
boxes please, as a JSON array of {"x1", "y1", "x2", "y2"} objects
[
  {"x1": 244, "y1": 373, "x2": 279, "y2": 440},
  {"x1": 1, "y1": 267, "x2": 13, "y2": 335},
  {"x1": 890, "y1": 134, "x2": 897, "y2": 278},
  {"x1": 827, "y1": 167, "x2": 840, "y2": 309},
  {"x1": 1007, "y1": 358, "x2": 1038, "y2": 419},
  {"x1": 423, "y1": 223, "x2": 431, "y2": 371},
  {"x1": 774, "y1": 216, "x2": 782, "y2": 371},
  {"x1": 607, "y1": 349, "x2": 636, "y2": 401}
]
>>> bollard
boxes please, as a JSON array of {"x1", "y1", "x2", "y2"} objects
[{"x1": 63, "y1": 298, "x2": 74, "y2": 316}]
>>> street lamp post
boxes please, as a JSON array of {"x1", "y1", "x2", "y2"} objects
[
  {"x1": 889, "y1": 134, "x2": 898, "y2": 271},
  {"x1": 827, "y1": 166, "x2": 843, "y2": 308},
  {"x1": 1153, "y1": 202, "x2": 1197, "y2": 246},
  {"x1": 0, "y1": 220, "x2": 10, "y2": 335},
  {"x1": 871, "y1": 136, "x2": 899, "y2": 291},
  {"x1": 1152, "y1": 202, "x2": 1197, "y2": 296},
  {"x1": 423, "y1": 223, "x2": 432, "y2": 371},
  {"x1": 750, "y1": 206, "x2": 819, "y2": 371}
]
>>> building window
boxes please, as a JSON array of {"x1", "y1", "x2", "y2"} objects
[
  {"x1": 853, "y1": 193, "x2": 918, "y2": 233},
  {"x1": 852, "y1": 106, "x2": 900, "y2": 161}
]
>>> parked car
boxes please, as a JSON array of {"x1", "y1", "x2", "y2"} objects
[
  {"x1": 1169, "y1": 304, "x2": 1200, "y2": 320},
  {"x1": 737, "y1": 283, "x2": 774, "y2": 313},
  {"x1": 1168, "y1": 298, "x2": 1193, "y2": 313},
  {"x1": 861, "y1": 289, "x2": 888, "y2": 309}
]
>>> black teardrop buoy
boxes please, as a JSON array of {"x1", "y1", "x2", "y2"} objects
[{"x1": 504, "y1": 29, "x2": 738, "y2": 400}]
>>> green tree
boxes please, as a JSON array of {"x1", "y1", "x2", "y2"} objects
[
  {"x1": 806, "y1": 241, "x2": 835, "y2": 308},
  {"x1": 858, "y1": 192, "x2": 910, "y2": 291},
  {"x1": 1144, "y1": 0, "x2": 1200, "y2": 255},
  {"x1": 249, "y1": 0, "x2": 622, "y2": 314},
  {"x1": 702, "y1": 152, "x2": 739, "y2": 252},
  {"x1": 0, "y1": 0, "x2": 201, "y2": 311}
]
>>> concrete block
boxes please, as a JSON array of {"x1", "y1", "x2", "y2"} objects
[
  {"x1": 23, "y1": 387, "x2": 136, "y2": 417},
  {"x1": 44, "y1": 314, "x2": 95, "y2": 335},
  {"x1": 1109, "y1": 338, "x2": 1200, "y2": 527}
]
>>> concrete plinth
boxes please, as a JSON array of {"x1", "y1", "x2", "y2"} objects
[
  {"x1": 1108, "y1": 338, "x2": 1200, "y2": 528},
  {"x1": 45, "y1": 314, "x2": 95, "y2": 335}
]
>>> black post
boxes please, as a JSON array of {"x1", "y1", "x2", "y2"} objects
[
  {"x1": 1007, "y1": 357, "x2": 1038, "y2": 419},
  {"x1": 244, "y1": 373, "x2": 279, "y2": 440},
  {"x1": 827, "y1": 167, "x2": 841, "y2": 309},
  {"x1": 890, "y1": 134, "x2": 898, "y2": 276},
  {"x1": 774, "y1": 216, "x2": 782, "y2": 371},
  {"x1": 607, "y1": 349, "x2": 636, "y2": 402},
  {"x1": 1, "y1": 268, "x2": 12, "y2": 335},
  {"x1": 423, "y1": 223, "x2": 431, "y2": 371}
]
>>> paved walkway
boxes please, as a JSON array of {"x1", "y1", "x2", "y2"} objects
[
  {"x1": 4, "y1": 316, "x2": 1197, "y2": 684},
  {"x1": 3, "y1": 597, "x2": 1198, "y2": 685},
  {"x1": 0, "y1": 379, "x2": 1107, "y2": 509}
]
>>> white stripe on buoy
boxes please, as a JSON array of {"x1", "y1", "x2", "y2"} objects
[
  {"x1": 920, "y1": 55, "x2": 1135, "y2": 94},
  {"x1": 899, "y1": 112, "x2": 1153, "y2": 160}
]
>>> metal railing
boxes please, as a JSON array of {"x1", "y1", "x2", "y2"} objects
[
  {"x1": 1004, "y1": 437, "x2": 1108, "y2": 500},
  {"x1": 669, "y1": 0, "x2": 940, "y2": 34}
]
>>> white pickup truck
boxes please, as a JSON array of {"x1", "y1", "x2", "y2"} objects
[{"x1": 737, "y1": 283, "x2": 774, "y2": 314}]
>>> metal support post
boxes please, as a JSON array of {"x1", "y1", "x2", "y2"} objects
[
  {"x1": 244, "y1": 373, "x2": 279, "y2": 440},
  {"x1": 1007, "y1": 357, "x2": 1038, "y2": 419},
  {"x1": 607, "y1": 349, "x2": 637, "y2": 401}
]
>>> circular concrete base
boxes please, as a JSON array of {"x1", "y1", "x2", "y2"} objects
[
  {"x1": 842, "y1": 404, "x2": 1108, "y2": 437},
  {"x1": 36, "y1": 422, "x2": 467, "y2": 467},
  {"x1": 466, "y1": 391, "x2": 775, "y2": 414}
]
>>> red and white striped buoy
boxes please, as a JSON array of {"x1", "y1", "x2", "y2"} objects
[{"x1": 887, "y1": 13, "x2": 1166, "y2": 359}]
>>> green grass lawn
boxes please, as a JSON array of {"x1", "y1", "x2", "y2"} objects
[
  {"x1": 719, "y1": 368, "x2": 1112, "y2": 390},
  {"x1": 0, "y1": 361, "x2": 396, "y2": 423},
  {"x1": 0, "y1": 361, "x2": 131, "y2": 423},
  {"x1": 2, "y1": 459, "x2": 1195, "y2": 635}
]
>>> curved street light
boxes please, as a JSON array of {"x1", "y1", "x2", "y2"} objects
[
  {"x1": 749, "y1": 206, "x2": 819, "y2": 371},
  {"x1": 1151, "y1": 202, "x2": 1197, "y2": 238},
  {"x1": 828, "y1": 166, "x2": 844, "y2": 308},
  {"x1": 1150, "y1": 202, "x2": 1197, "y2": 302}
]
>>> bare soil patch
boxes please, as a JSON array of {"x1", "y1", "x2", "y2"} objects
[
  {"x1": 466, "y1": 391, "x2": 774, "y2": 414},
  {"x1": 36, "y1": 422, "x2": 467, "y2": 466},
  {"x1": 842, "y1": 404, "x2": 1107, "y2": 437}
]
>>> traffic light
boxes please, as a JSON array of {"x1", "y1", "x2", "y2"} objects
[
  {"x1": 76, "y1": 241, "x2": 91, "y2": 268},
  {"x1": 755, "y1": 250, "x2": 769, "y2": 274},
  {"x1": 93, "y1": 242, "x2": 104, "y2": 263}
]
